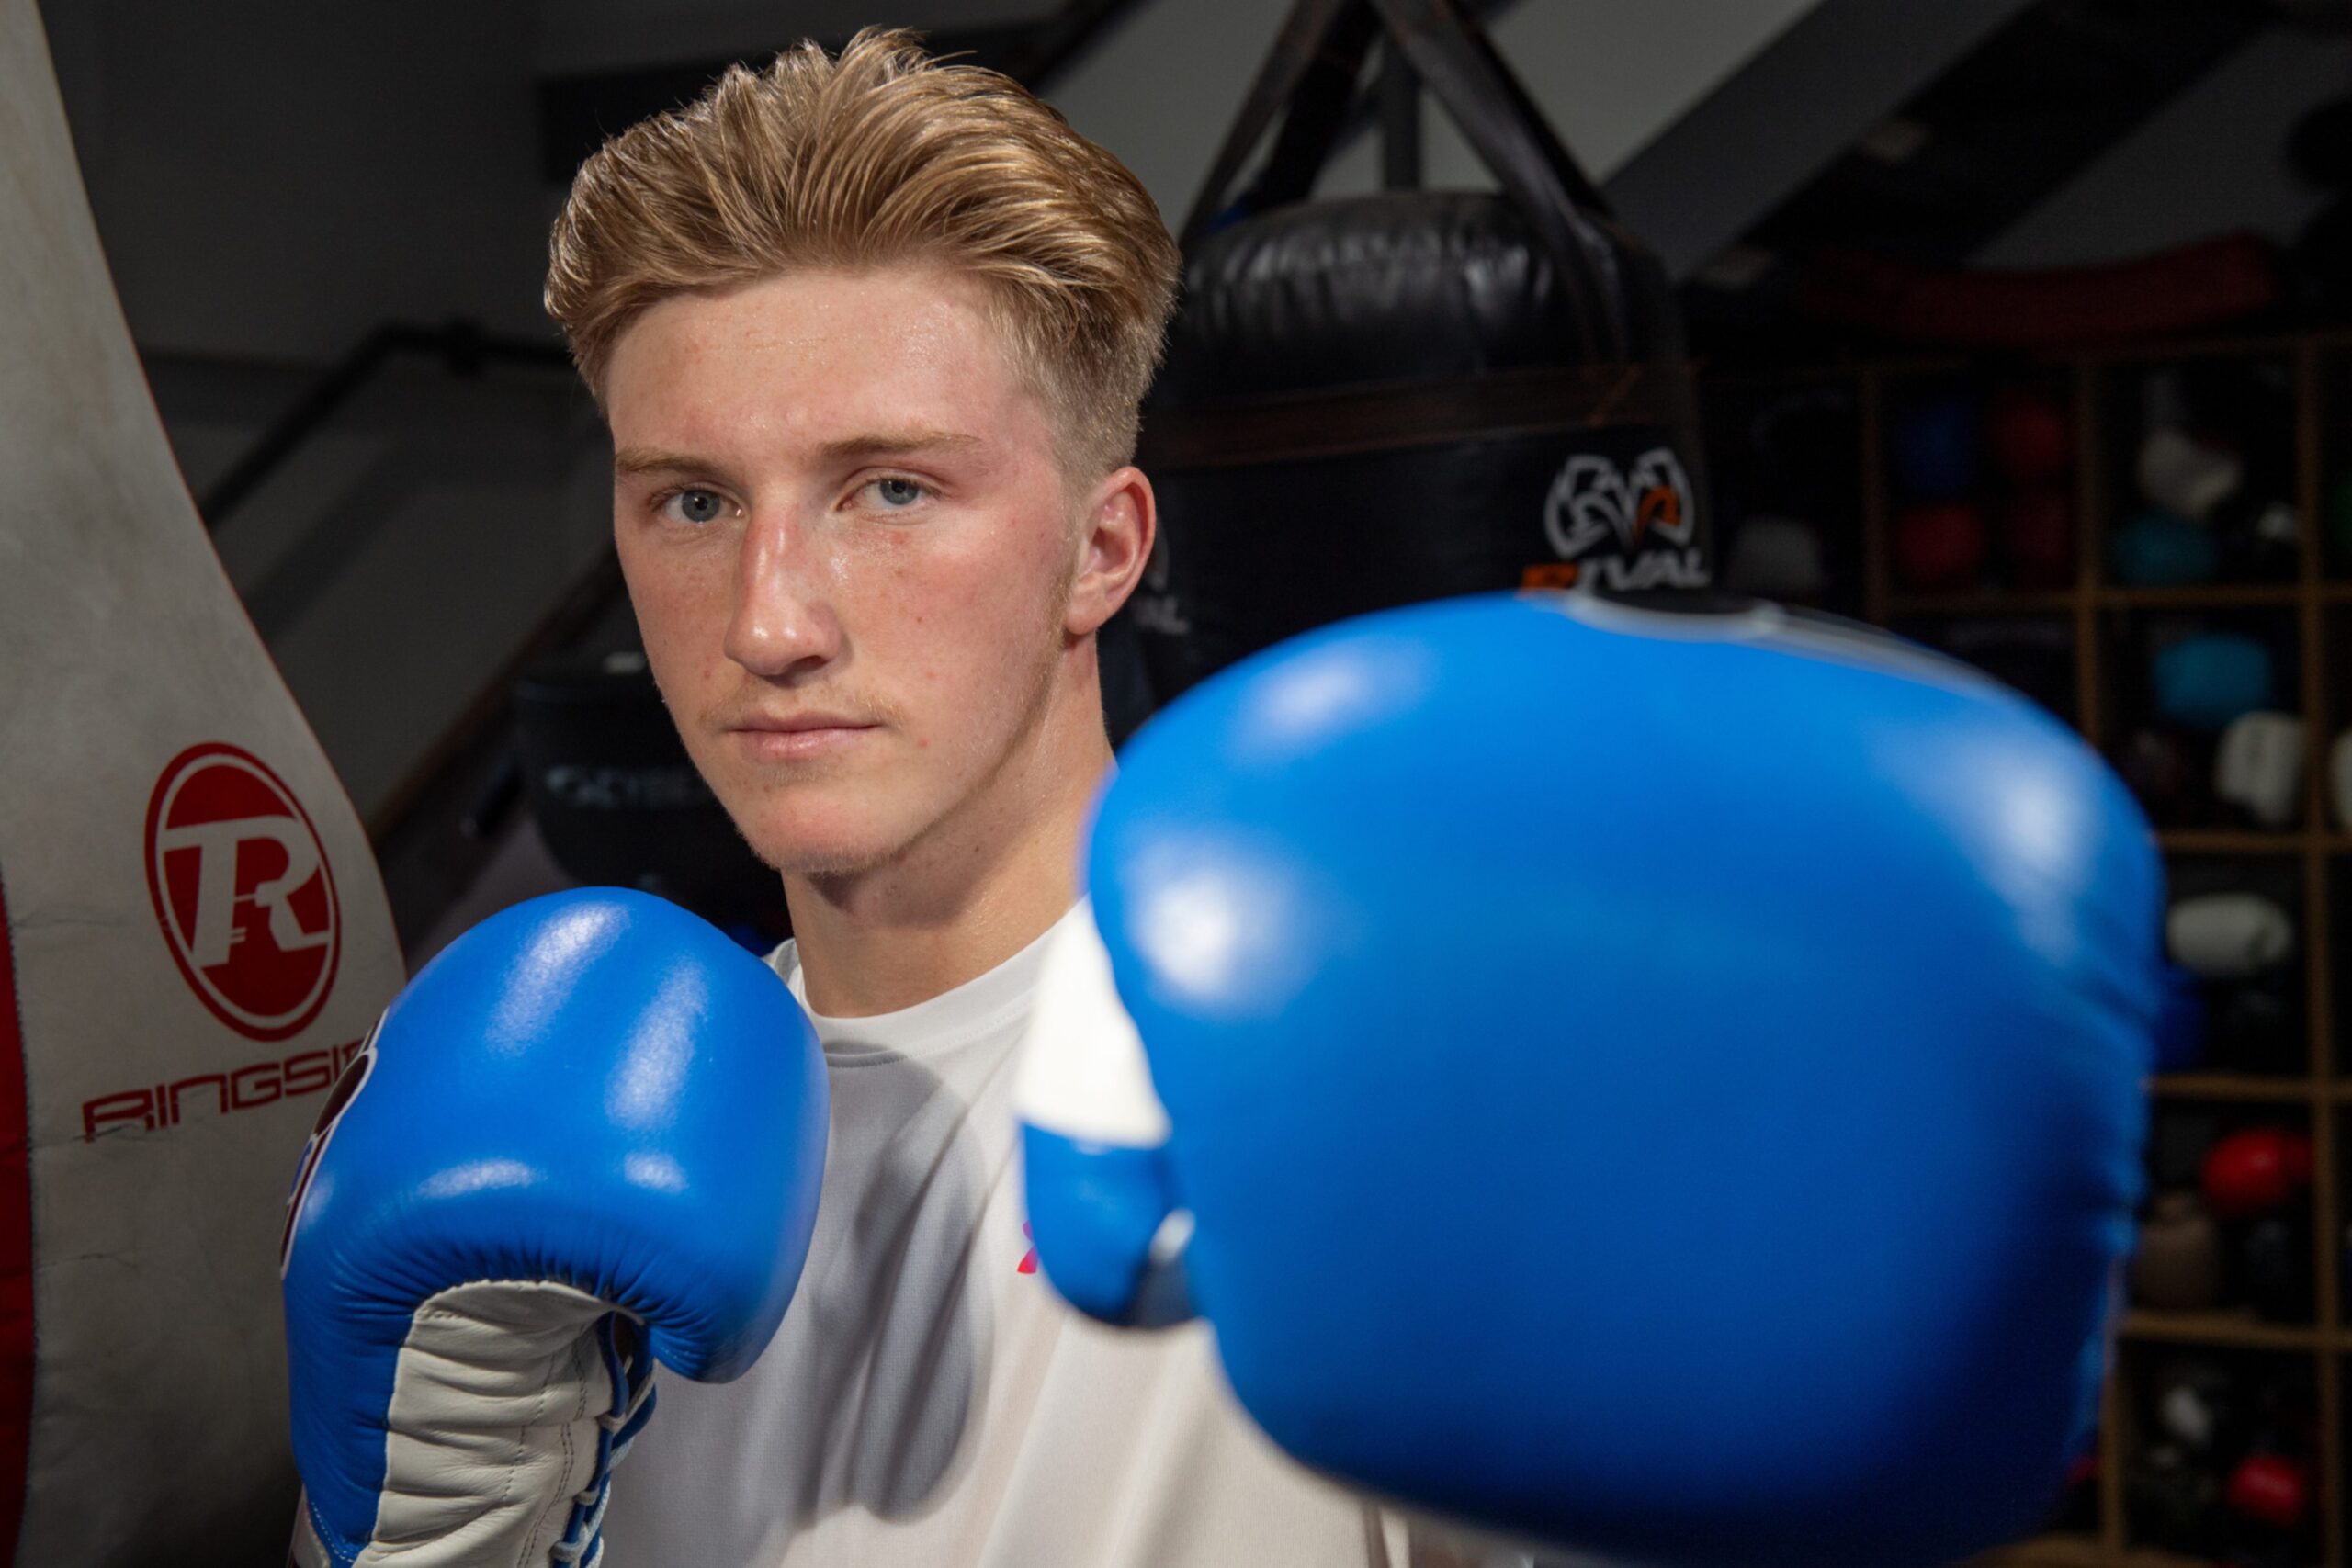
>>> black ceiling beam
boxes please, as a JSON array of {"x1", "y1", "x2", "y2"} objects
[{"x1": 1740, "y1": 0, "x2": 2269, "y2": 267}]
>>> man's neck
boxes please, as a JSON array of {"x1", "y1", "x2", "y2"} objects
[{"x1": 782, "y1": 664, "x2": 1113, "y2": 1019}]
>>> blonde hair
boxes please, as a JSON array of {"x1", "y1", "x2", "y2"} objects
[{"x1": 545, "y1": 28, "x2": 1180, "y2": 478}]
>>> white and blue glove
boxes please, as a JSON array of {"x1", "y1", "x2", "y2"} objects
[
  {"x1": 1018, "y1": 593, "x2": 2163, "y2": 1568},
  {"x1": 281, "y1": 889, "x2": 827, "y2": 1568}
]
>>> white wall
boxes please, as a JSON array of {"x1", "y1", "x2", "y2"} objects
[
  {"x1": 145, "y1": 357, "x2": 615, "y2": 826},
  {"x1": 38, "y1": 0, "x2": 557, "y2": 363},
  {"x1": 256, "y1": 378, "x2": 613, "y2": 826}
]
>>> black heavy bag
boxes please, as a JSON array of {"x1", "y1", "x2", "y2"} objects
[{"x1": 1131, "y1": 0, "x2": 1711, "y2": 699}]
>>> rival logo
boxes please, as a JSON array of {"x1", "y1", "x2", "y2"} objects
[
  {"x1": 1540, "y1": 446, "x2": 1709, "y2": 593},
  {"x1": 145, "y1": 742, "x2": 341, "y2": 1043}
]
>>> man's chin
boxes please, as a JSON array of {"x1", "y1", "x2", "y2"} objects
[
  {"x1": 754, "y1": 841, "x2": 896, "y2": 878},
  {"x1": 731, "y1": 808, "x2": 910, "y2": 880}
]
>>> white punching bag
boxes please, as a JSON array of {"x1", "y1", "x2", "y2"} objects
[{"x1": 0, "y1": 1, "x2": 403, "y2": 1560}]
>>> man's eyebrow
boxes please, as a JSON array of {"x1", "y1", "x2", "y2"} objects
[
  {"x1": 612, "y1": 432, "x2": 981, "y2": 479},
  {"x1": 813, "y1": 430, "x2": 981, "y2": 464},
  {"x1": 613, "y1": 447, "x2": 719, "y2": 479}
]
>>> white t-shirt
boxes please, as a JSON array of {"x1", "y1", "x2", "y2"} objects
[{"x1": 604, "y1": 903, "x2": 1474, "y2": 1568}]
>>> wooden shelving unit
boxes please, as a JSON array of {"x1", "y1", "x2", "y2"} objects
[
  {"x1": 2121, "y1": 1309, "x2": 2327, "y2": 1353},
  {"x1": 1713, "y1": 325, "x2": 2352, "y2": 1568},
  {"x1": 1997, "y1": 1540, "x2": 2215, "y2": 1568},
  {"x1": 2153, "y1": 1073, "x2": 2322, "y2": 1104}
]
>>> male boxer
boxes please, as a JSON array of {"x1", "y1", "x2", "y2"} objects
[
  {"x1": 542, "y1": 28, "x2": 1454, "y2": 1568},
  {"x1": 299, "y1": 26, "x2": 2154, "y2": 1566}
]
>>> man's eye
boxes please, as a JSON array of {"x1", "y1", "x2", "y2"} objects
[
  {"x1": 659, "y1": 489, "x2": 730, "y2": 525},
  {"x1": 865, "y1": 478, "x2": 928, "y2": 510}
]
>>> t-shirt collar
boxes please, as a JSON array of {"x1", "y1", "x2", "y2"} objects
[{"x1": 768, "y1": 899, "x2": 1091, "y2": 1064}]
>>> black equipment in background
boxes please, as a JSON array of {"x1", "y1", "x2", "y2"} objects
[{"x1": 513, "y1": 651, "x2": 788, "y2": 946}]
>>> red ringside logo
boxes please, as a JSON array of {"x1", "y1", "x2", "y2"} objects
[{"x1": 145, "y1": 742, "x2": 341, "y2": 1043}]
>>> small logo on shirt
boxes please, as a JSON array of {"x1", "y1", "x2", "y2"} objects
[{"x1": 1018, "y1": 1221, "x2": 1038, "y2": 1276}]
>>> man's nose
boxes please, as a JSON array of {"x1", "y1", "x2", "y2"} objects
[{"x1": 723, "y1": 511, "x2": 844, "y2": 678}]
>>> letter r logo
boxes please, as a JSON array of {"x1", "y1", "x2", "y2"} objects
[{"x1": 145, "y1": 743, "x2": 342, "y2": 1042}]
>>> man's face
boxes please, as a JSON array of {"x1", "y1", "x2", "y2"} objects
[{"x1": 604, "y1": 264, "x2": 1087, "y2": 876}]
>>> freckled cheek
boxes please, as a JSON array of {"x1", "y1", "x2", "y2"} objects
[
  {"x1": 838, "y1": 517, "x2": 1064, "y2": 724},
  {"x1": 621, "y1": 544, "x2": 735, "y2": 703},
  {"x1": 930, "y1": 564, "x2": 1035, "y2": 659},
  {"x1": 866, "y1": 573, "x2": 1028, "y2": 740}
]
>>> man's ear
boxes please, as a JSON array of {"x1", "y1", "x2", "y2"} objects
[{"x1": 1066, "y1": 466, "x2": 1155, "y2": 638}]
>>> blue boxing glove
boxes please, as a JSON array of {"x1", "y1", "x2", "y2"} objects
[
  {"x1": 1017, "y1": 593, "x2": 2162, "y2": 1568},
  {"x1": 282, "y1": 890, "x2": 827, "y2": 1568}
]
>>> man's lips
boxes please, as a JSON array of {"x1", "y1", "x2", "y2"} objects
[
  {"x1": 727, "y1": 713, "x2": 876, "y2": 734},
  {"x1": 723, "y1": 714, "x2": 878, "y2": 761}
]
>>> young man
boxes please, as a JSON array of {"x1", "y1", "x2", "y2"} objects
[{"x1": 545, "y1": 28, "x2": 1482, "y2": 1568}]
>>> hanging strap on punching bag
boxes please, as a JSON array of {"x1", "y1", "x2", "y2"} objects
[
  {"x1": 1179, "y1": 0, "x2": 1636, "y2": 365},
  {"x1": 1179, "y1": 0, "x2": 1369, "y2": 248}
]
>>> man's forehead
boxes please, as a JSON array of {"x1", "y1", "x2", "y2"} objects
[
  {"x1": 605, "y1": 273, "x2": 1030, "y2": 441},
  {"x1": 624, "y1": 265, "x2": 1000, "y2": 361},
  {"x1": 609, "y1": 367, "x2": 1002, "y2": 457}
]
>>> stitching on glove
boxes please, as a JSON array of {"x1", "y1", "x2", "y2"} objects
[{"x1": 515, "y1": 1333, "x2": 591, "y2": 1568}]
